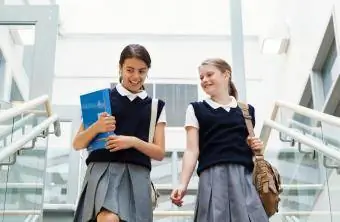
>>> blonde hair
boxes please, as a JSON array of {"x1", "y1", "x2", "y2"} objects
[{"x1": 200, "y1": 58, "x2": 238, "y2": 99}]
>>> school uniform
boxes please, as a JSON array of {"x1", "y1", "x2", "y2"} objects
[
  {"x1": 185, "y1": 97, "x2": 268, "y2": 222},
  {"x1": 74, "y1": 84, "x2": 166, "y2": 222}
]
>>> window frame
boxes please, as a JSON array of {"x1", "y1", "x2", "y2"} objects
[
  {"x1": 111, "y1": 79, "x2": 199, "y2": 127},
  {"x1": 309, "y1": 9, "x2": 340, "y2": 114}
]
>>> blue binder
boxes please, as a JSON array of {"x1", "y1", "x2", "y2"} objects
[{"x1": 80, "y1": 88, "x2": 115, "y2": 152}]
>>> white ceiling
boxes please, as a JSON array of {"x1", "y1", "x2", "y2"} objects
[{"x1": 4, "y1": 0, "x2": 287, "y2": 37}]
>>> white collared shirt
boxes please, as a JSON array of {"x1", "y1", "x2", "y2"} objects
[
  {"x1": 116, "y1": 83, "x2": 148, "y2": 101},
  {"x1": 185, "y1": 97, "x2": 237, "y2": 129},
  {"x1": 115, "y1": 83, "x2": 166, "y2": 123}
]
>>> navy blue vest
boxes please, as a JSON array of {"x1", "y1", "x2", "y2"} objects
[
  {"x1": 86, "y1": 88, "x2": 165, "y2": 170},
  {"x1": 191, "y1": 101, "x2": 255, "y2": 175}
]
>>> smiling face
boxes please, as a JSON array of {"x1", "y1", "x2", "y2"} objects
[
  {"x1": 120, "y1": 57, "x2": 148, "y2": 93},
  {"x1": 118, "y1": 44, "x2": 151, "y2": 93},
  {"x1": 199, "y1": 64, "x2": 230, "y2": 97}
]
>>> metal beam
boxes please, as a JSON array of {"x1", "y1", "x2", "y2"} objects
[{"x1": 230, "y1": 0, "x2": 247, "y2": 101}]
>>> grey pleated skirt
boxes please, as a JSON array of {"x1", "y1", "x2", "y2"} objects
[
  {"x1": 74, "y1": 162, "x2": 152, "y2": 222},
  {"x1": 194, "y1": 164, "x2": 269, "y2": 222}
]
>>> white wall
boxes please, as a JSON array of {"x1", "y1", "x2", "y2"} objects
[
  {"x1": 57, "y1": 0, "x2": 263, "y2": 36},
  {"x1": 1, "y1": 0, "x2": 335, "y2": 149},
  {"x1": 49, "y1": 0, "x2": 292, "y2": 152},
  {"x1": 52, "y1": 36, "x2": 285, "y2": 145},
  {"x1": 266, "y1": 0, "x2": 340, "y2": 104}
]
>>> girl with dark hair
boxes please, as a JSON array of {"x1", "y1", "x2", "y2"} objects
[{"x1": 73, "y1": 44, "x2": 166, "y2": 222}]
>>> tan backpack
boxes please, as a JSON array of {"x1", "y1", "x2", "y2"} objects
[{"x1": 238, "y1": 102, "x2": 282, "y2": 217}]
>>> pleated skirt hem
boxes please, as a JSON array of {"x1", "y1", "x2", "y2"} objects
[
  {"x1": 194, "y1": 163, "x2": 269, "y2": 222},
  {"x1": 73, "y1": 162, "x2": 152, "y2": 222}
]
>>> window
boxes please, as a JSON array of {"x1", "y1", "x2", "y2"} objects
[
  {"x1": 142, "y1": 83, "x2": 153, "y2": 98},
  {"x1": 294, "y1": 78, "x2": 314, "y2": 126},
  {"x1": 10, "y1": 79, "x2": 24, "y2": 101},
  {"x1": 293, "y1": 97, "x2": 314, "y2": 126},
  {"x1": 303, "y1": 98, "x2": 314, "y2": 126},
  {"x1": 0, "y1": 50, "x2": 5, "y2": 100},
  {"x1": 321, "y1": 38, "x2": 337, "y2": 98},
  {"x1": 335, "y1": 103, "x2": 340, "y2": 117},
  {"x1": 111, "y1": 82, "x2": 198, "y2": 127},
  {"x1": 155, "y1": 84, "x2": 198, "y2": 127},
  {"x1": 312, "y1": 13, "x2": 339, "y2": 105}
]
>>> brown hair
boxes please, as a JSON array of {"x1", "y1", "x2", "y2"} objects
[
  {"x1": 201, "y1": 58, "x2": 238, "y2": 100},
  {"x1": 119, "y1": 44, "x2": 151, "y2": 90}
]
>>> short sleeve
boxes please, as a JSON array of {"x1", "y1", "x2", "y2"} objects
[
  {"x1": 184, "y1": 104, "x2": 199, "y2": 129},
  {"x1": 157, "y1": 105, "x2": 166, "y2": 124}
]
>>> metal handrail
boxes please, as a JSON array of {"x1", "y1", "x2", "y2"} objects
[
  {"x1": 0, "y1": 113, "x2": 36, "y2": 140},
  {"x1": 264, "y1": 119, "x2": 340, "y2": 162},
  {"x1": 0, "y1": 182, "x2": 44, "y2": 189},
  {"x1": 0, "y1": 114, "x2": 59, "y2": 162},
  {"x1": 289, "y1": 119, "x2": 340, "y2": 147},
  {"x1": 0, "y1": 95, "x2": 60, "y2": 136},
  {"x1": 0, "y1": 96, "x2": 49, "y2": 122},
  {"x1": 0, "y1": 95, "x2": 60, "y2": 163},
  {"x1": 0, "y1": 96, "x2": 59, "y2": 217},
  {"x1": 260, "y1": 100, "x2": 340, "y2": 150},
  {"x1": 0, "y1": 210, "x2": 41, "y2": 215},
  {"x1": 275, "y1": 100, "x2": 340, "y2": 127}
]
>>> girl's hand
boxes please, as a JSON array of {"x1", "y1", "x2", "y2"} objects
[
  {"x1": 105, "y1": 135, "x2": 137, "y2": 152},
  {"x1": 247, "y1": 137, "x2": 264, "y2": 151},
  {"x1": 93, "y1": 112, "x2": 116, "y2": 133},
  {"x1": 170, "y1": 184, "x2": 187, "y2": 207}
]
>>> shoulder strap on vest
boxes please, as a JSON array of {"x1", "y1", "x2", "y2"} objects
[{"x1": 148, "y1": 99, "x2": 159, "y2": 143}]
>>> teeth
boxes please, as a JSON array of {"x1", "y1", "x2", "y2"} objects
[{"x1": 130, "y1": 81, "x2": 139, "y2": 85}]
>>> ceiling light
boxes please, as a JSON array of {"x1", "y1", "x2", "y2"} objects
[{"x1": 261, "y1": 37, "x2": 289, "y2": 54}]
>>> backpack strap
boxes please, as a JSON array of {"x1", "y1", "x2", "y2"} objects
[
  {"x1": 237, "y1": 101, "x2": 255, "y2": 137},
  {"x1": 148, "y1": 99, "x2": 159, "y2": 143},
  {"x1": 238, "y1": 101, "x2": 263, "y2": 156},
  {"x1": 148, "y1": 98, "x2": 161, "y2": 209}
]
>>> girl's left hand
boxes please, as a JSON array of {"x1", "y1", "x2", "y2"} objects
[
  {"x1": 247, "y1": 137, "x2": 264, "y2": 151},
  {"x1": 106, "y1": 135, "x2": 137, "y2": 152}
]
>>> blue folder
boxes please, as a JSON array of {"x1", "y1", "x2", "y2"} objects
[{"x1": 80, "y1": 88, "x2": 115, "y2": 152}]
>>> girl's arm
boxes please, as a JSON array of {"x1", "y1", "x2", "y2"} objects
[
  {"x1": 171, "y1": 104, "x2": 199, "y2": 206},
  {"x1": 73, "y1": 112, "x2": 115, "y2": 150},
  {"x1": 72, "y1": 124, "x2": 98, "y2": 150},
  {"x1": 133, "y1": 122, "x2": 166, "y2": 161},
  {"x1": 106, "y1": 104, "x2": 166, "y2": 161},
  {"x1": 179, "y1": 126, "x2": 199, "y2": 189}
]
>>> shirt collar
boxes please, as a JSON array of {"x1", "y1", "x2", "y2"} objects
[
  {"x1": 205, "y1": 96, "x2": 237, "y2": 111},
  {"x1": 116, "y1": 83, "x2": 148, "y2": 101}
]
